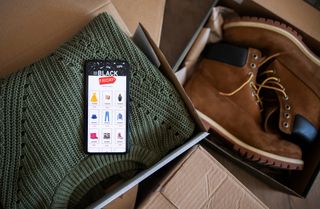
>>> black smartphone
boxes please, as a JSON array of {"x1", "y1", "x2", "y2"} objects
[{"x1": 84, "y1": 60, "x2": 130, "y2": 153}]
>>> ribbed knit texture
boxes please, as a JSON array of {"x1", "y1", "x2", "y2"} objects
[{"x1": 0, "y1": 13, "x2": 195, "y2": 209}]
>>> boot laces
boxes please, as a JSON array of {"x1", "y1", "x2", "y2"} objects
[
  {"x1": 256, "y1": 52, "x2": 289, "y2": 101},
  {"x1": 219, "y1": 52, "x2": 288, "y2": 110},
  {"x1": 219, "y1": 71, "x2": 263, "y2": 108}
]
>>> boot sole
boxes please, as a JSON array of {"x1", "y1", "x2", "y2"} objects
[
  {"x1": 223, "y1": 17, "x2": 320, "y2": 66},
  {"x1": 197, "y1": 110, "x2": 304, "y2": 170}
]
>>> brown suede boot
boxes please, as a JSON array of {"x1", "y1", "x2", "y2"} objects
[
  {"x1": 223, "y1": 17, "x2": 320, "y2": 149},
  {"x1": 184, "y1": 43, "x2": 303, "y2": 170}
]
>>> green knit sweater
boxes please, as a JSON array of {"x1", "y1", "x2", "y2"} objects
[{"x1": 0, "y1": 13, "x2": 195, "y2": 209}]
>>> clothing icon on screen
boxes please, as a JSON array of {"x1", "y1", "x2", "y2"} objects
[
  {"x1": 105, "y1": 94, "x2": 111, "y2": 100},
  {"x1": 103, "y1": 91, "x2": 112, "y2": 104},
  {"x1": 90, "y1": 133, "x2": 98, "y2": 139},
  {"x1": 118, "y1": 93, "x2": 122, "y2": 102},
  {"x1": 117, "y1": 113, "x2": 123, "y2": 121},
  {"x1": 116, "y1": 112, "x2": 124, "y2": 123},
  {"x1": 90, "y1": 92, "x2": 98, "y2": 103},
  {"x1": 117, "y1": 132, "x2": 124, "y2": 139},
  {"x1": 103, "y1": 132, "x2": 110, "y2": 140},
  {"x1": 104, "y1": 111, "x2": 110, "y2": 123},
  {"x1": 90, "y1": 114, "x2": 98, "y2": 124},
  {"x1": 89, "y1": 110, "x2": 99, "y2": 124}
]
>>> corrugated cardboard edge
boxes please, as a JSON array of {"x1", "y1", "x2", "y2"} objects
[{"x1": 103, "y1": 185, "x2": 138, "y2": 209}]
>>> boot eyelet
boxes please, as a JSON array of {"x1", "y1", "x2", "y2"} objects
[
  {"x1": 285, "y1": 104, "x2": 291, "y2": 110},
  {"x1": 253, "y1": 54, "x2": 259, "y2": 60},
  {"x1": 284, "y1": 95, "x2": 289, "y2": 100},
  {"x1": 283, "y1": 122, "x2": 289, "y2": 128},
  {"x1": 284, "y1": 113, "x2": 290, "y2": 119},
  {"x1": 250, "y1": 63, "x2": 256, "y2": 68}
]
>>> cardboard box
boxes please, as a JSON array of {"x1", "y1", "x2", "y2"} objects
[
  {"x1": 112, "y1": 0, "x2": 166, "y2": 46},
  {"x1": 137, "y1": 145, "x2": 268, "y2": 209},
  {"x1": 175, "y1": 0, "x2": 320, "y2": 197},
  {"x1": 0, "y1": 0, "x2": 209, "y2": 208},
  {"x1": 0, "y1": 0, "x2": 130, "y2": 77},
  {"x1": 160, "y1": 0, "x2": 219, "y2": 71},
  {"x1": 103, "y1": 185, "x2": 138, "y2": 209}
]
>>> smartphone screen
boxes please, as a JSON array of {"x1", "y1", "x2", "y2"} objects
[{"x1": 84, "y1": 60, "x2": 129, "y2": 153}]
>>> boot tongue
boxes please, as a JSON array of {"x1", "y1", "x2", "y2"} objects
[
  {"x1": 263, "y1": 105, "x2": 280, "y2": 133},
  {"x1": 257, "y1": 60, "x2": 285, "y2": 134}
]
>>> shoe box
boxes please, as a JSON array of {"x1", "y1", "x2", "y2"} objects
[
  {"x1": 173, "y1": 0, "x2": 320, "y2": 198},
  {"x1": 0, "y1": 0, "x2": 210, "y2": 208}
]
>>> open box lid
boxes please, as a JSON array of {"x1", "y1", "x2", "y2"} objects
[
  {"x1": 159, "y1": 0, "x2": 220, "y2": 71},
  {"x1": 137, "y1": 145, "x2": 268, "y2": 209}
]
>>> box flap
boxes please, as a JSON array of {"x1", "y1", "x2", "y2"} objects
[
  {"x1": 138, "y1": 145, "x2": 268, "y2": 209},
  {"x1": 112, "y1": 0, "x2": 165, "y2": 46},
  {"x1": 137, "y1": 24, "x2": 207, "y2": 132},
  {"x1": 132, "y1": 26, "x2": 161, "y2": 68},
  {"x1": 0, "y1": 0, "x2": 129, "y2": 77},
  {"x1": 160, "y1": 0, "x2": 218, "y2": 70},
  {"x1": 103, "y1": 185, "x2": 138, "y2": 209},
  {"x1": 139, "y1": 192, "x2": 176, "y2": 209}
]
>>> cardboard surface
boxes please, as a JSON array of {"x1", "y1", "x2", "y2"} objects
[
  {"x1": 138, "y1": 146, "x2": 268, "y2": 209},
  {"x1": 103, "y1": 185, "x2": 138, "y2": 209},
  {"x1": 112, "y1": 0, "x2": 166, "y2": 46},
  {"x1": 160, "y1": 0, "x2": 218, "y2": 70},
  {"x1": 0, "y1": 0, "x2": 129, "y2": 77}
]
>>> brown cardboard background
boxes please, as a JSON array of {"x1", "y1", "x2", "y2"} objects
[
  {"x1": 160, "y1": 0, "x2": 218, "y2": 70},
  {"x1": 112, "y1": 0, "x2": 166, "y2": 46},
  {"x1": 0, "y1": 0, "x2": 129, "y2": 77},
  {"x1": 103, "y1": 186, "x2": 138, "y2": 209}
]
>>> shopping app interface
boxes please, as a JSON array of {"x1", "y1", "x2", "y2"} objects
[{"x1": 87, "y1": 61, "x2": 128, "y2": 153}]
